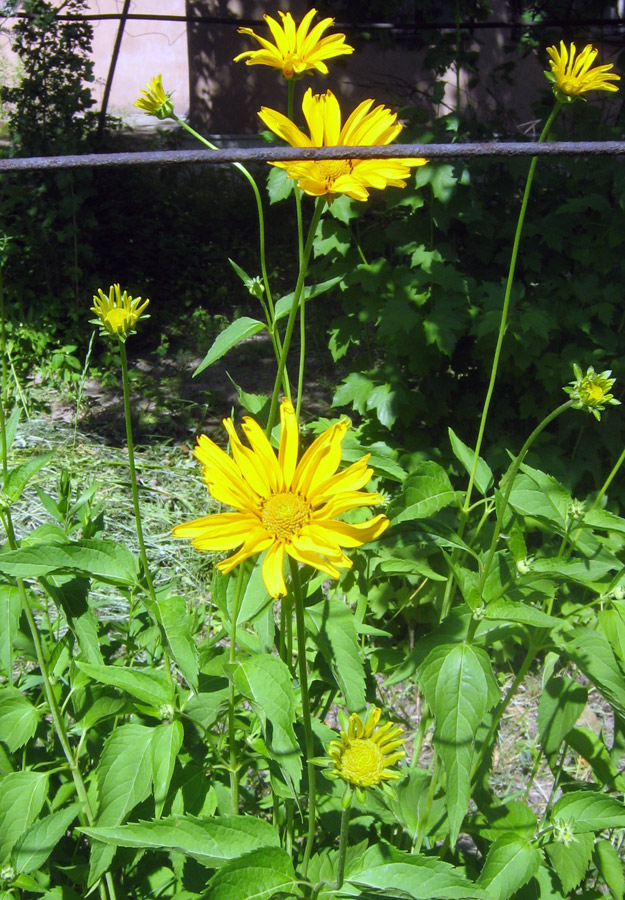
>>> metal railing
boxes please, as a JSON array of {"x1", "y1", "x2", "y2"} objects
[{"x1": 1, "y1": 140, "x2": 623, "y2": 173}]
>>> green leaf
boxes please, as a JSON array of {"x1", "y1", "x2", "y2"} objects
[
  {"x1": 344, "y1": 843, "x2": 488, "y2": 899},
  {"x1": 545, "y1": 832, "x2": 593, "y2": 895},
  {"x1": 0, "y1": 771, "x2": 48, "y2": 862},
  {"x1": 483, "y1": 599, "x2": 559, "y2": 628},
  {"x1": 274, "y1": 277, "x2": 342, "y2": 322},
  {"x1": 81, "y1": 815, "x2": 280, "y2": 867},
  {"x1": 12, "y1": 802, "x2": 82, "y2": 874},
  {"x1": 0, "y1": 689, "x2": 41, "y2": 753},
  {"x1": 507, "y1": 470, "x2": 570, "y2": 530},
  {"x1": 147, "y1": 590, "x2": 198, "y2": 690},
  {"x1": 595, "y1": 839, "x2": 625, "y2": 900},
  {"x1": 230, "y1": 561, "x2": 271, "y2": 627},
  {"x1": 207, "y1": 847, "x2": 299, "y2": 900},
  {"x1": 266, "y1": 166, "x2": 293, "y2": 204},
  {"x1": 566, "y1": 727, "x2": 625, "y2": 792},
  {"x1": 151, "y1": 721, "x2": 184, "y2": 818},
  {"x1": 420, "y1": 643, "x2": 499, "y2": 844},
  {"x1": 0, "y1": 406, "x2": 20, "y2": 458},
  {"x1": 234, "y1": 655, "x2": 302, "y2": 794},
  {"x1": 531, "y1": 556, "x2": 618, "y2": 585},
  {"x1": 76, "y1": 661, "x2": 173, "y2": 706},
  {"x1": 389, "y1": 461, "x2": 458, "y2": 524},
  {"x1": 478, "y1": 801, "x2": 537, "y2": 843},
  {"x1": 43, "y1": 576, "x2": 102, "y2": 665},
  {"x1": 194, "y1": 317, "x2": 266, "y2": 376},
  {"x1": 90, "y1": 723, "x2": 154, "y2": 884},
  {"x1": 5, "y1": 452, "x2": 53, "y2": 502},
  {"x1": 477, "y1": 835, "x2": 541, "y2": 900},
  {"x1": 550, "y1": 789, "x2": 625, "y2": 832},
  {"x1": 228, "y1": 258, "x2": 264, "y2": 300},
  {"x1": 557, "y1": 629, "x2": 625, "y2": 718},
  {"x1": 306, "y1": 597, "x2": 366, "y2": 713},
  {"x1": 0, "y1": 585, "x2": 21, "y2": 675},
  {"x1": 448, "y1": 428, "x2": 493, "y2": 496},
  {"x1": 537, "y1": 676, "x2": 587, "y2": 758},
  {"x1": 0, "y1": 540, "x2": 137, "y2": 586}
]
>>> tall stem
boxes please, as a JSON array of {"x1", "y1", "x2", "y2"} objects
[
  {"x1": 287, "y1": 80, "x2": 306, "y2": 419},
  {"x1": 0, "y1": 262, "x2": 8, "y2": 485},
  {"x1": 173, "y1": 116, "x2": 284, "y2": 365},
  {"x1": 118, "y1": 341, "x2": 175, "y2": 692},
  {"x1": 336, "y1": 807, "x2": 350, "y2": 889},
  {"x1": 477, "y1": 399, "x2": 572, "y2": 598},
  {"x1": 228, "y1": 564, "x2": 246, "y2": 811},
  {"x1": 289, "y1": 558, "x2": 316, "y2": 877},
  {"x1": 266, "y1": 198, "x2": 325, "y2": 436},
  {"x1": 463, "y1": 101, "x2": 562, "y2": 513}
]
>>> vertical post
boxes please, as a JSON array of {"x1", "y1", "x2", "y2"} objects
[{"x1": 97, "y1": 0, "x2": 132, "y2": 137}]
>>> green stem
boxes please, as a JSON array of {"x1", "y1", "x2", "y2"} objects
[
  {"x1": 289, "y1": 557, "x2": 316, "y2": 877},
  {"x1": 463, "y1": 101, "x2": 562, "y2": 514},
  {"x1": 287, "y1": 79, "x2": 306, "y2": 420},
  {"x1": 0, "y1": 263, "x2": 8, "y2": 485},
  {"x1": 477, "y1": 400, "x2": 572, "y2": 597},
  {"x1": 173, "y1": 115, "x2": 284, "y2": 368},
  {"x1": 471, "y1": 634, "x2": 543, "y2": 779},
  {"x1": 228, "y1": 564, "x2": 246, "y2": 811},
  {"x1": 118, "y1": 341, "x2": 176, "y2": 693},
  {"x1": 266, "y1": 198, "x2": 325, "y2": 436},
  {"x1": 589, "y1": 443, "x2": 625, "y2": 513},
  {"x1": 2, "y1": 513, "x2": 114, "y2": 900},
  {"x1": 336, "y1": 806, "x2": 350, "y2": 889}
]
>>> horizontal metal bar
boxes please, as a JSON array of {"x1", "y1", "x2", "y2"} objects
[{"x1": 1, "y1": 141, "x2": 624, "y2": 173}]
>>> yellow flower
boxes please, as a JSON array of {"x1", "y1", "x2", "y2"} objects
[
  {"x1": 564, "y1": 363, "x2": 620, "y2": 420},
  {"x1": 134, "y1": 74, "x2": 174, "y2": 119},
  {"x1": 259, "y1": 88, "x2": 427, "y2": 202},
  {"x1": 545, "y1": 42, "x2": 620, "y2": 100},
  {"x1": 328, "y1": 707, "x2": 405, "y2": 804},
  {"x1": 172, "y1": 398, "x2": 388, "y2": 598},
  {"x1": 90, "y1": 284, "x2": 150, "y2": 340},
  {"x1": 233, "y1": 8, "x2": 354, "y2": 79}
]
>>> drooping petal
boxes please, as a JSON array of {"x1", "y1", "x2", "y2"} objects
[
  {"x1": 278, "y1": 397, "x2": 299, "y2": 488},
  {"x1": 172, "y1": 511, "x2": 257, "y2": 550},
  {"x1": 315, "y1": 515, "x2": 390, "y2": 547},
  {"x1": 262, "y1": 541, "x2": 287, "y2": 597}
]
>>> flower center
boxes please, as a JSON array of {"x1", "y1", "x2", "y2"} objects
[
  {"x1": 261, "y1": 491, "x2": 311, "y2": 541},
  {"x1": 104, "y1": 308, "x2": 131, "y2": 334},
  {"x1": 581, "y1": 381, "x2": 605, "y2": 404},
  {"x1": 318, "y1": 159, "x2": 354, "y2": 188},
  {"x1": 338, "y1": 738, "x2": 386, "y2": 787},
  {"x1": 560, "y1": 75, "x2": 582, "y2": 94}
]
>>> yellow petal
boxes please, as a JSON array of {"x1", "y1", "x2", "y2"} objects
[
  {"x1": 278, "y1": 397, "x2": 299, "y2": 488},
  {"x1": 262, "y1": 541, "x2": 287, "y2": 597},
  {"x1": 240, "y1": 417, "x2": 283, "y2": 492}
]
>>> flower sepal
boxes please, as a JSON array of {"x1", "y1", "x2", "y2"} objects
[{"x1": 564, "y1": 363, "x2": 620, "y2": 420}]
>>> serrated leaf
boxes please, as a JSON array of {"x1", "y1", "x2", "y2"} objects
[
  {"x1": 0, "y1": 689, "x2": 41, "y2": 753},
  {"x1": 557, "y1": 629, "x2": 625, "y2": 718},
  {"x1": 194, "y1": 317, "x2": 266, "y2": 375},
  {"x1": 477, "y1": 835, "x2": 541, "y2": 900},
  {"x1": 420, "y1": 643, "x2": 499, "y2": 844},
  {"x1": 531, "y1": 556, "x2": 617, "y2": 585},
  {"x1": 207, "y1": 847, "x2": 299, "y2": 900},
  {"x1": 448, "y1": 428, "x2": 493, "y2": 496},
  {"x1": 550, "y1": 789, "x2": 625, "y2": 831},
  {"x1": 229, "y1": 560, "x2": 271, "y2": 627},
  {"x1": 389, "y1": 461, "x2": 457, "y2": 524},
  {"x1": 537, "y1": 676, "x2": 587, "y2": 758},
  {"x1": 234, "y1": 655, "x2": 301, "y2": 794},
  {"x1": 306, "y1": 597, "x2": 366, "y2": 712},
  {"x1": 507, "y1": 469, "x2": 570, "y2": 530},
  {"x1": 266, "y1": 166, "x2": 293, "y2": 204},
  {"x1": 344, "y1": 843, "x2": 488, "y2": 899},
  {"x1": 567, "y1": 727, "x2": 625, "y2": 792},
  {"x1": 12, "y1": 802, "x2": 82, "y2": 874},
  {"x1": 43, "y1": 575, "x2": 102, "y2": 665},
  {"x1": 0, "y1": 771, "x2": 48, "y2": 862},
  {"x1": 0, "y1": 406, "x2": 19, "y2": 458},
  {"x1": 90, "y1": 723, "x2": 154, "y2": 884},
  {"x1": 0, "y1": 585, "x2": 21, "y2": 675},
  {"x1": 0, "y1": 540, "x2": 137, "y2": 586},
  {"x1": 595, "y1": 839, "x2": 625, "y2": 900},
  {"x1": 545, "y1": 832, "x2": 593, "y2": 895},
  {"x1": 151, "y1": 721, "x2": 183, "y2": 818},
  {"x1": 76, "y1": 661, "x2": 173, "y2": 706},
  {"x1": 5, "y1": 452, "x2": 53, "y2": 502},
  {"x1": 478, "y1": 801, "x2": 537, "y2": 843},
  {"x1": 147, "y1": 591, "x2": 198, "y2": 690},
  {"x1": 80, "y1": 815, "x2": 280, "y2": 867},
  {"x1": 483, "y1": 599, "x2": 559, "y2": 628}
]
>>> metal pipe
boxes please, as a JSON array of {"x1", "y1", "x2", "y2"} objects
[{"x1": 1, "y1": 141, "x2": 623, "y2": 172}]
